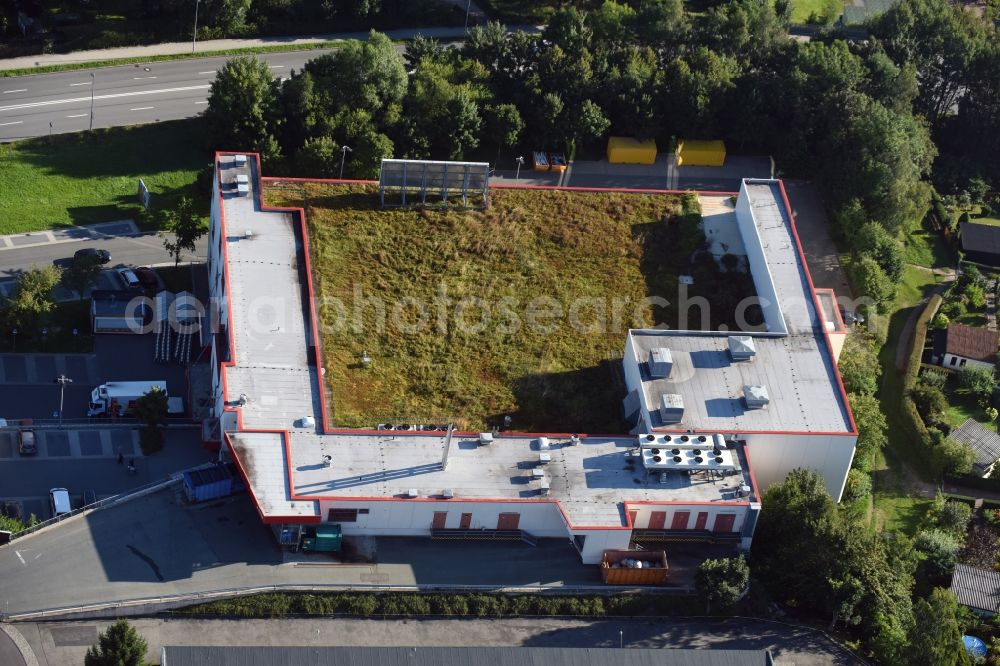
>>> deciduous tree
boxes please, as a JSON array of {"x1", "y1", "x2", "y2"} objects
[
  {"x1": 60, "y1": 253, "x2": 103, "y2": 299},
  {"x1": 695, "y1": 555, "x2": 749, "y2": 613},
  {"x1": 161, "y1": 197, "x2": 206, "y2": 267},
  {"x1": 204, "y1": 55, "x2": 282, "y2": 162}
]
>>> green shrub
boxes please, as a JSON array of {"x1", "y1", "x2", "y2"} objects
[
  {"x1": 844, "y1": 469, "x2": 873, "y2": 501},
  {"x1": 919, "y1": 368, "x2": 948, "y2": 390},
  {"x1": 911, "y1": 384, "x2": 949, "y2": 425}
]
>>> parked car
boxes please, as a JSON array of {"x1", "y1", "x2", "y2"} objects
[
  {"x1": 117, "y1": 267, "x2": 141, "y2": 290},
  {"x1": 838, "y1": 305, "x2": 865, "y2": 326},
  {"x1": 49, "y1": 488, "x2": 71, "y2": 517},
  {"x1": 134, "y1": 267, "x2": 159, "y2": 290},
  {"x1": 17, "y1": 427, "x2": 36, "y2": 455},
  {"x1": 74, "y1": 248, "x2": 111, "y2": 264}
]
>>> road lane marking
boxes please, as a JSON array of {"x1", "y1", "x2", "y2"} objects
[
  {"x1": 0, "y1": 84, "x2": 210, "y2": 112},
  {"x1": 133, "y1": 76, "x2": 157, "y2": 80},
  {"x1": 15, "y1": 551, "x2": 24, "y2": 565},
  {"x1": 69, "y1": 81, "x2": 92, "y2": 86},
  {"x1": 0, "y1": 120, "x2": 23, "y2": 126},
  {"x1": 3, "y1": 89, "x2": 27, "y2": 93},
  {"x1": 130, "y1": 106, "x2": 154, "y2": 111},
  {"x1": 268, "y1": 65, "x2": 285, "y2": 68},
  {"x1": 199, "y1": 71, "x2": 216, "y2": 75},
  {"x1": 194, "y1": 100, "x2": 208, "y2": 105},
  {"x1": 66, "y1": 114, "x2": 87, "y2": 118}
]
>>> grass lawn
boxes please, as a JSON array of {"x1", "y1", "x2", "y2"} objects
[
  {"x1": 943, "y1": 375, "x2": 996, "y2": 431},
  {"x1": 901, "y1": 216, "x2": 956, "y2": 269},
  {"x1": 788, "y1": 0, "x2": 843, "y2": 24},
  {"x1": 872, "y1": 491, "x2": 932, "y2": 535},
  {"x1": 0, "y1": 119, "x2": 209, "y2": 234},
  {"x1": 265, "y1": 183, "x2": 752, "y2": 431},
  {"x1": 972, "y1": 217, "x2": 1000, "y2": 227}
]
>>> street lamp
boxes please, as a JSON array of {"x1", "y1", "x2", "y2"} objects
[
  {"x1": 339, "y1": 145, "x2": 353, "y2": 179},
  {"x1": 192, "y1": 0, "x2": 200, "y2": 54},
  {"x1": 55, "y1": 374, "x2": 73, "y2": 428},
  {"x1": 89, "y1": 72, "x2": 95, "y2": 130},
  {"x1": 515, "y1": 156, "x2": 524, "y2": 182}
]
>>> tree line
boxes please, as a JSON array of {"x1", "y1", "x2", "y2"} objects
[{"x1": 206, "y1": 0, "x2": 997, "y2": 296}]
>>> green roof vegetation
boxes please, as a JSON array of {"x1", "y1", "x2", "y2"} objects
[{"x1": 265, "y1": 182, "x2": 756, "y2": 432}]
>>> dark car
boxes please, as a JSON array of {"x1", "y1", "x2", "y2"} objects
[
  {"x1": 74, "y1": 248, "x2": 111, "y2": 264},
  {"x1": 134, "y1": 267, "x2": 159, "y2": 290},
  {"x1": 838, "y1": 305, "x2": 865, "y2": 326},
  {"x1": 17, "y1": 428, "x2": 36, "y2": 455}
]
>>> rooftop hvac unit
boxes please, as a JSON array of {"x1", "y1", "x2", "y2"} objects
[
  {"x1": 234, "y1": 154, "x2": 248, "y2": 166},
  {"x1": 479, "y1": 432, "x2": 494, "y2": 446},
  {"x1": 738, "y1": 484, "x2": 752, "y2": 497},
  {"x1": 728, "y1": 335, "x2": 756, "y2": 361},
  {"x1": 405, "y1": 488, "x2": 419, "y2": 498},
  {"x1": 537, "y1": 436, "x2": 550, "y2": 451},
  {"x1": 660, "y1": 393, "x2": 684, "y2": 424},
  {"x1": 649, "y1": 347, "x2": 673, "y2": 378},
  {"x1": 441, "y1": 489, "x2": 454, "y2": 499},
  {"x1": 244, "y1": 229, "x2": 254, "y2": 240},
  {"x1": 743, "y1": 385, "x2": 770, "y2": 409}
]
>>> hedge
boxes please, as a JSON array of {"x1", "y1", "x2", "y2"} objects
[
  {"x1": 176, "y1": 592, "x2": 703, "y2": 619},
  {"x1": 899, "y1": 293, "x2": 943, "y2": 472}
]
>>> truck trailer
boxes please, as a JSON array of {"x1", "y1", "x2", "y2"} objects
[{"x1": 88, "y1": 381, "x2": 167, "y2": 417}]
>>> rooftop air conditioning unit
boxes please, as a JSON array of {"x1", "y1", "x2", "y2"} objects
[
  {"x1": 660, "y1": 393, "x2": 684, "y2": 424},
  {"x1": 405, "y1": 488, "x2": 419, "y2": 498},
  {"x1": 743, "y1": 385, "x2": 770, "y2": 410},
  {"x1": 441, "y1": 489, "x2": 454, "y2": 499},
  {"x1": 728, "y1": 335, "x2": 756, "y2": 361},
  {"x1": 479, "y1": 432, "x2": 494, "y2": 446},
  {"x1": 537, "y1": 437, "x2": 550, "y2": 451},
  {"x1": 244, "y1": 229, "x2": 254, "y2": 240},
  {"x1": 649, "y1": 347, "x2": 673, "y2": 378}
]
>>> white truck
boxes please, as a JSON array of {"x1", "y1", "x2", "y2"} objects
[{"x1": 88, "y1": 381, "x2": 177, "y2": 417}]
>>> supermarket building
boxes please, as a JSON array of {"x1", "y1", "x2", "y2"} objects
[{"x1": 204, "y1": 153, "x2": 854, "y2": 564}]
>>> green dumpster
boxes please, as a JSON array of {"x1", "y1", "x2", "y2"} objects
[{"x1": 301, "y1": 524, "x2": 342, "y2": 553}]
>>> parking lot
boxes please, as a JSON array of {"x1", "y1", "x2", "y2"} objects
[
  {"x1": 0, "y1": 428, "x2": 212, "y2": 521},
  {"x1": 0, "y1": 313, "x2": 208, "y2": 521}
]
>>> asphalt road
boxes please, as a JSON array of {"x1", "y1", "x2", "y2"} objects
[
  {"x1": 0, "y1": 50, "x2": 334, "y2": 142},
  {"x1": 0, "y1": 231, "x2": 208, "y2": 279}
]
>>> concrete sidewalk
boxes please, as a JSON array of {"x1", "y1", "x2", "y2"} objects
[{"x1": 0, "y1": 24, "x2": 536, "y2": 72}]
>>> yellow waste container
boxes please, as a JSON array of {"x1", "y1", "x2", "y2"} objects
[
  {"x1": 607, "y1": 137, "x2": 657, "y2": 165},
  {"x1": 676, "y1": 140, "x2": 726, "y2": 167}
]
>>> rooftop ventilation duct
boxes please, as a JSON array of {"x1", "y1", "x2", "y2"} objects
[
  {"x1": 728, "y1": 335, "x2": 756, "y2": 361},
  {"x1": 649, "y1": 347, "x2": 673, "y2": 378},
  {"x1": 743, "y1": 385, "x2": 770, "y2": 409},
  {"x1": 659, "y1": 393, "x2": 684, "y2": 424}
]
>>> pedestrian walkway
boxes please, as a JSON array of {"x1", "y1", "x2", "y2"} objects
[
  {"x1": 0, "y1": 23, "x2": 529, "y2": 72},
  {"x1": 0, "y1": 220, "x2": 138, "y2": 252},
  {"x1": 0, "y1": 354, "x2": 100, "y2": 386}
]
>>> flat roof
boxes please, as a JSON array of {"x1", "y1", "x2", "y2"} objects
[
  {"x1": 289, "y1": 432, "x2": 756, "y2": 527},
  {"x1": 161, "y1": 646, "x2": 775, "y2": 666},
  {"x1": 216, "y1": 154, "x2": 756, "y2": 525},
  {"x1": 631, "y1": 181, "x2": 854, "y2": 435}
]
